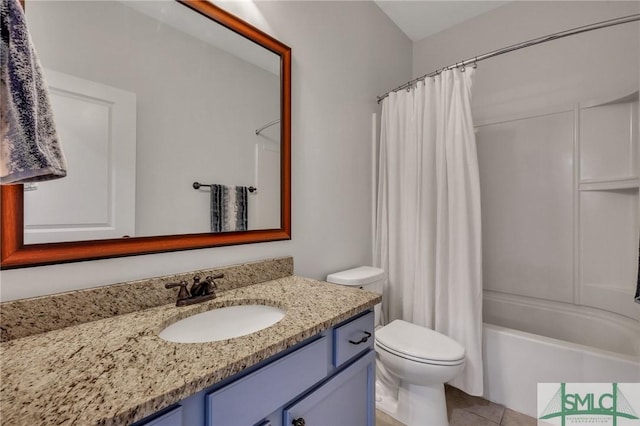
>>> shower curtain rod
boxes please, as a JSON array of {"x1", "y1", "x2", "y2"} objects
[
  {"x1": 255, "y1": 119, "x2": 280, "y2": 135},
  {"x1": 377, "y1": 13, "x2": 640, "y2": 103}
]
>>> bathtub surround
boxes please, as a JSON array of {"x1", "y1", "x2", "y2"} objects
[
  {"x1": 0, "y1": 275, "x2": 381, "y2": 425},
  {"x1": 375, "y1": 68, "x2": 483, "y2": 396},
  {"x1": 0, "y1": 256, "x2": 292, "y2": 341},
  {"x1": 0, "y1": 0, "x2": 67, "y2": 184}
]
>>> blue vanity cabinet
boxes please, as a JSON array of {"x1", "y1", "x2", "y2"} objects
[
  {"x1": 134, "y1": 310, "x2": 375, "y2": 426},
  {"x1": 283, "y1": 350, "x2": 376, "y2": 426}
]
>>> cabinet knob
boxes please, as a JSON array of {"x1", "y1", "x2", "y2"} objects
[{"x1": 292, "y1": 418, "x2": 306, "y2": 426}]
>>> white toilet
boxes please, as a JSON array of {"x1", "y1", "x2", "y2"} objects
[{"x1": 327, "y1": 266, "x2": 466, "y2": 426}]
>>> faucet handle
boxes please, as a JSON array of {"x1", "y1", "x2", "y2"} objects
[
  {"x1": 207, "y1": 274, "x2": 224, "y2": 288},
  {"x1": 165, "y1": 280, "x2": 190, "y2": 302},
  {"x1": 205, "y1": 273, "x2": 224, "y2": 291}
]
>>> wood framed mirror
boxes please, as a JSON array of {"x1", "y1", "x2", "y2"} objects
[{"x1": 1, "y1": 0, "x2": 291, "y2": 269}]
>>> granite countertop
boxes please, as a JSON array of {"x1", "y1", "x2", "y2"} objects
[{"x1": 0, "y1": 276, "x2": 381, "y2": 425}]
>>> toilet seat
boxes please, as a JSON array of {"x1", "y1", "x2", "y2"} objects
[
  {"x1": 376, "y1": 341, "x2": 465, "y2": 366},
  {"x1": 375, "y1": 320, "x2": 465, "y2": 366}
]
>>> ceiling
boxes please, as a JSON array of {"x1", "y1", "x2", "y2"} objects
[{"x1": 374, "y1": 1, "x2": 509, "y2": 42}]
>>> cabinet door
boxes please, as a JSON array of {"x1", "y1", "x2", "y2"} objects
[{"x1": 284, "y1": 351, "x2": 375, "y2": 426}]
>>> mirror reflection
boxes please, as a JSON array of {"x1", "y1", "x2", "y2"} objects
[{"x1": 24, "y1": 0, "x2": 281, "y2": 244}]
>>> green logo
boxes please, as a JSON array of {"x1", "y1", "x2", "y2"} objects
[{"x1": 540, "y1": 383, "x2": 639, "y2": 426}]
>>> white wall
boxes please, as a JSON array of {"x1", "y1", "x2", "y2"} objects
[
  {"x1": 0, "y1": 1, "x2": 411, "y2": 301},
  {"x1": 413, "y1": 2, "x2": 640, "y2": 123},
  {"x1": 412, "y1": 1, "x2": 640, "y2": 334}
]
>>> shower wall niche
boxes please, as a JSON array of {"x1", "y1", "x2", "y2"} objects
[{"x1": 579, "y1": 95, "x2": 638, "y2": 319}]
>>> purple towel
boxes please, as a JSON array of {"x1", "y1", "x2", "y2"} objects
[{"x1": 0, "y1": 0, "x2": 67, "y2": 184}]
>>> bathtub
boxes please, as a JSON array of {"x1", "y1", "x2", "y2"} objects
[{"x1": 482, "y1": 323, "x2": 640, "y2": 418}]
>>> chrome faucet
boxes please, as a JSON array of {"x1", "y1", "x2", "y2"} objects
[{"x1": 165, "y1": 273, "x2": 223, "y2": 306}]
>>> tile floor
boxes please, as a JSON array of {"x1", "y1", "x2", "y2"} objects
[{"x1": 375, "y1": 385, "x2": 537, "y2": 426}]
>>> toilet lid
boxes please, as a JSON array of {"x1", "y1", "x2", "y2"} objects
[{"x1": 375, "y1": 320, "x2": 465, "y2": 363}]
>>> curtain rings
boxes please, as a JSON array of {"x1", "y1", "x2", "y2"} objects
[{"x1": 406, "y1": 80, "x2": 417, "y2": 92}]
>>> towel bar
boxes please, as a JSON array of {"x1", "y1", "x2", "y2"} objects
[{"x1": 193, "y1": 182, "x2": 257, "y2": 193}]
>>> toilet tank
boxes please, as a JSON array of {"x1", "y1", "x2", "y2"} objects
[{"x1": 326, "y1": 266, "x2": 385, "y2": 325}]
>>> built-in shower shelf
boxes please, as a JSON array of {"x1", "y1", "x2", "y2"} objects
[{"x1": 579, "y1": 176, "x2": 639, "y2": 191}]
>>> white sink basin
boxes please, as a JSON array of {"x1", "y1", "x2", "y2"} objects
[{"x1": 159, "y1": 304, "x2": 285, "y2": 343}]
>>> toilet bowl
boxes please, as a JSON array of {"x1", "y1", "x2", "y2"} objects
[
  {"x1": 326, "y1": 267, "x2": 466, "y2": 426},
  {"x1": 375, "y1": 320, "x2": 465, "y2": 426}
]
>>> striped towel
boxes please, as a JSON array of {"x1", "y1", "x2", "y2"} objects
[{"x1": 210, "y1": 185, "x2": 248, "y2": 232}]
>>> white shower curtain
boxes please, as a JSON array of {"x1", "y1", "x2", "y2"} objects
[{"x1": 374, "y1": 68, "x2": 483, "y2": 396}]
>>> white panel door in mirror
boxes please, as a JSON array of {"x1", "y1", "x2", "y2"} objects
[
  {"x1": 251, "y1": 140, "x2": 280, "y2": 231},
  {"x1": 23, "y1": 69, "x2": 136, "y2": 244}
]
